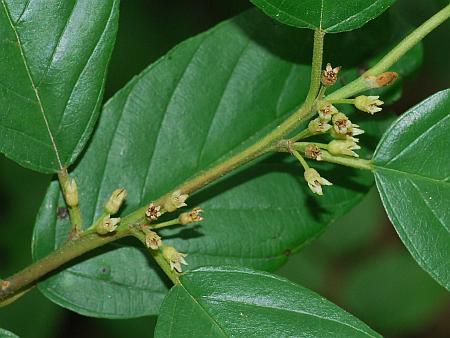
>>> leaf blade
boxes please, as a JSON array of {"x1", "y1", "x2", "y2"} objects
[
  {"x1": 155, "y1": 266, "x2": 381, "y2": 338},
  {"x1": 374, "y1": 89, "x2": 450, "y2": 291},
  {"x1": 0, "y1": 0, "x2": 119, "y2": 173},
  {"x1": 0, "y1": 328, "x2": 19, "y2": 338},
  {"x1": 250, "y1": 0, "x2": 396, "y2": 33}
]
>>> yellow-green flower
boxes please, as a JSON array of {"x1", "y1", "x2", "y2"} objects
[{"x1": 304, "y1": 168, "x2": 332, "y2": 196}]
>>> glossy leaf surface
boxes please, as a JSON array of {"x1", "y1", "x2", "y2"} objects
[
  {"x1": 0, "y1": 0, "x2": 119, "y2": 172},
  {"x1": 155, "y1": 267, "x2": 381, "y2": 338},
  {"x1": 374, "y1": 89, "x2": 450, "y2": 291},
  {"x1": 250, "y1": 0, "x2": 395, "y2": 33},
  {"x1": 0, "y1": 329, "x2": 18, "y2": 338}
]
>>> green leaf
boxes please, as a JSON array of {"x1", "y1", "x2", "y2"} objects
[
  {"x1": 0, "y1": 328, "x2": 19, "y2": 338},
  {"x1": 374, "y1": 89, "x2": 450, "y2": 291},
  {"x1": 33, "y1": 10, "x2": 420, "y2": 318},
  {"x1": 250, "y1": 0, "x2": 395, "y2": 33},
  {"x1": 0, "y1": 0, "x2": 119, "y2": 173},
  {"x1": 154, "y1": 266, "x2": 381, "y2": 338}
]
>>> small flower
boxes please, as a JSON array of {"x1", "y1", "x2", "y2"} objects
[
  {"x1": 328, "y1": 140, "x2": 361, "y2": 157},
  {"x1": 308, "y1": 118, "x2": 332, "y2": 134},
  {"x1": 64, "y1": 178, "x2": 78, "y2": 207},
  {"x1": 331, "y1": 113, "x2": 365, "y2": 139},
  {"x1": 304, "y1": 144, "x2": 322, "y2": 161},
  {"x1": 146, "y1": 203, "x2": 162, "y2": 221},
  {"x1": 179, "y1": 208, "x2": 204, "y2": 225},
  {"x1": 332, "y1": 113, "x2": 351, "y2": 135},
  {"x1": 105, "y1": 188, "x2": 127, "y2": 214},
  {"x1": 321, "y1": 63, "x2": 341, "y2": 86},
  {"x1": 96, "y1": 215, "x2": 120, "y2": 235},
  {"x1": 354, "y1": 95, "x2": 384, "y2": 115},
  {"x1": 317, "y1": 101, "x2": 338, "y2": 121},
  {"x1": 164, "y1": 191, "x2": 189, "y2": 212},
  {"x1": 162, "y1": 246, "x2": 188, "y2": 273},
  {"x1": 145, "y1": 230, "x2": 162, "y2": 250},
  {"x1": 304, "y1": 168, "x2": 332, "y2": 196}
]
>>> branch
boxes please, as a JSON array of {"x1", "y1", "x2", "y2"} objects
[
  {"x1": 327, "y1": 2, "x2": 450, "y2": 101},
  {"x1": 2, "y1": 3, "x2": 450, "y2": 305}
]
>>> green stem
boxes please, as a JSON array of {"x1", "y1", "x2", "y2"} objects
[
  {"x1": 291, "y1": 129, "x2": 314, "y2": 142},
  {"x1": 298, "y1": 142, "x2": 329, "y2": 149},
  {"x1": 292, "y1": 150, "x2": 309, "y2": 170},
  {"x1": 304, "y1": 30, "x2": 325, "y2": 107},
  {"x1": 329, "y1": 98, "x2": 355, "y2": 104},
  {"x1": 317, "y1": 86, "x2": 327, "y2": 100},
  {"x1": 0, "y1": 228, "x2": 131, "y2": 303},
  {"x1": 152, "y1": 219, "x2": 180, "y2": 229},
  {"x1": 293, "y1": 143, "x2": 373, "y2": 171},
  {"x1": 327, "y1": 2, "x2": 450, "y2": 100}
]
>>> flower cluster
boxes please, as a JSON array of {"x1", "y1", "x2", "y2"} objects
[
  {"x1": 140, "y1": 192, "x2": 203, "y2": 274},
  {"x1": 294, "y1": 63, "x2": 389, "y2": 196}
]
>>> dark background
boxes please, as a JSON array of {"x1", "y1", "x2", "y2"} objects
[{"x1": 1, "y1": 1, "x2": 449, "y2": 337}]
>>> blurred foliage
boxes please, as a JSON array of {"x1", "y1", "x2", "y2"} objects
[
  {"x1": 278, "y1": 189, "x2": 450, "y2": 337},
  {"x1": 1, "y1": 0, "x2": 449, "y2": 337}
]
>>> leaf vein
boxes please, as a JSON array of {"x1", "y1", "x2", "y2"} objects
[
  {"x1": 1, "y1": 0, "x2": 62, "y2": 168},
  {"x1": 195, "y1": 38, "x2": 253, "y2": 169}
]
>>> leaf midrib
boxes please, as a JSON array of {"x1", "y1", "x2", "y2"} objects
[
  {"x1": 180, "y1": 269, "x2": 378, "y2": 338},
  {"x1": 200, "y1": 295, "x2": 377, "y2": 337},
  {"x1": 325, "y1": 0, "x2": 387, "y2": 32},
  {"x1": 1, "y1": 0, "x2": 62, "y2": 169},
  {"x1": 374, "y1": 165, "x2": 450, "y2": 186},
  {"x1": 180, "y1": 284, "x2": 229, "y2": 337}
]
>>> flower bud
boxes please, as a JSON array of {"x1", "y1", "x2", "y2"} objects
[
  {"x1": 163, "y1": 191, "x2": 189, "y2": 212},
  {"x1": 105, "y1": 188, "x2": 127, "y2": 215},
  {"x1": 328, "y1": 140, "x2": 361, "y2": 158},
  {"x1": 96, "y1": 215, "x2": 120, "y2": 235},
  {"x1": 145, "y1": 230, "x2": 162, "y2": 250},
  {"x1": 304, "y1": 168, "x2": 332, "y2": 196},
  {"x1": 162, "y1": 246, "x2": 188, "y2": 273},
  {"x1": 330, "y1": 129, "x2": 361, "y2": 143},
  {"x1": 354, "y1": 95, "x2": 384, "y2": 115},
  {"x1": 179, "y1": 208, "x2": 204, "y2": 225},
  {"x1": 365, "y1": 72, "x2": 398, "y2": 88},
  {"x1": 64, "y1": 178, "x2": 78, "y2": 207},
  {"x1": 308, "y1": 118, "x2": 332, "y2": 134}
]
